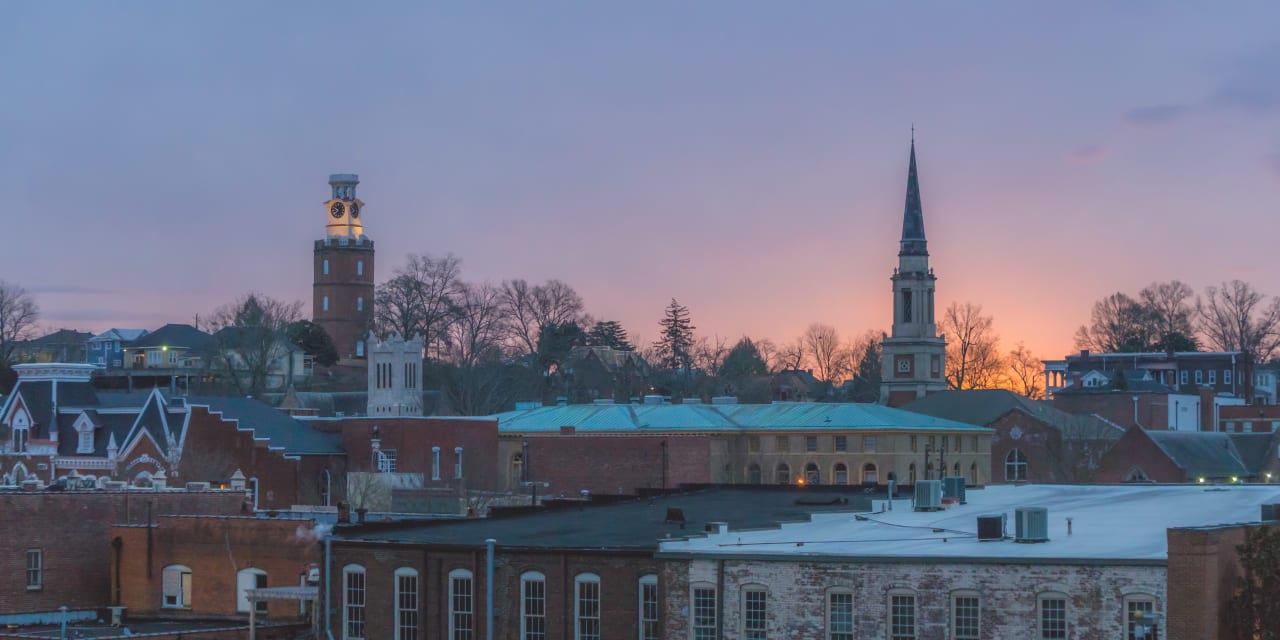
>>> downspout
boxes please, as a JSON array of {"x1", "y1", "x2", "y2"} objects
[
  {"x1": 325, "y1": 535, "x2": 335, "y2": 640},
  {"x1": 485, "y1": 539, "x2": 495, "y2": 640},
  {"x1": 715, "y1": 559, "x2": 725, "y2": 640},
  {"x1": 1133, "y1": 396, "x2": 1141, "y2": 429}
]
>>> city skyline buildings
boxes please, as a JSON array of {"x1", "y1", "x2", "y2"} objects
[{"x1": 5, "y1": 3, "x2": 1280, "y2": 360}]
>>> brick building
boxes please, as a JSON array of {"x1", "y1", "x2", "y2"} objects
[
  {"x1": 658, "y1": 484, "x2": 1280, "y2": 640},
  {"x1": 903, "y1": 389, "x2": 1124, "y2": 483},
  {"x1": 1045, "y1": 350, "x2": 1244, "y2": 400},
  {"x1": 314, "y1": 174, "x2": 375, "y2": 363},
  {"x1": 494, "y1": 400, "x2": 992, "y2": 496},
  {"x1": 1164, "y1": 517, "x2": 1280, "y2": 640},
  {"x1": 325, "y1": 487, "x2": 868, "y2": 640},
  {"x1": 1094, "y1": 426, "x2": 1275, "y2": 483}
]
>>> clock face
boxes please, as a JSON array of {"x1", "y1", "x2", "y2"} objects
[
  {"x1": 897, "y1": 357, "x2": 912, "y2": 373},
  {"x1": 330, "y1": 202, "x2": 345, "y2": 219},
  {"x1": 349, "y1": 203, "x2": 360, "y2": 219}
]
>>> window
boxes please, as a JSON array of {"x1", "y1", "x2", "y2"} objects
[
  {"x1": 357, "y1": 260, "x2": 364, "y2": 276},
  {"x1": 1125, "y1": 596, "x2": 1157, "y2": 640},
  {"x1": 747, "y1": 463, "x2": 762, "y2": 484},
  {"x1": 520, "y1": 571, "x2": 546, "y2": 640},
  {"x1": 862, "y1": 462, "x2": 878, "y2": 484},
  {"x1": 908, "y1": 463, "x2": 917, "y2": 485},
  {"x1": 12, "y1": 409, "x2": 29, "y2": 453},
  {"x1": 834, "y1": 463, "x2": 848, "y2": 484},
  {"x1": 377, "y1": 449, "x2": 397, "y2": 473},
  {"x1": 574, "y1": 573, "x2": 601, "y2": 640},
  {"x1": 1195, "y1": 370, "x2": 1204, "y2": 385},
  {"x1": 1039, "y1": 596, "x2": 1066, "y2": 639},
  {"x1": 942, "y1": 436, "x2": 949, "y2": 452},
  {"x1": 691, "y1": 585, "x2": 717, "y2": 640},
  {"x1": 834, "y1": 436, "x2": 847, "y2": 452},
  {"x1": 1209, "y1": 370, "x2": 1217, "y2": 385},
  {"x1": 432, "y1": 447, "x2": 441, "y2": 480},
  {"x1": 639, "y1": 575, "x2": 658, "y2": 640},
  {"x1": 356, "y1": 341, "x2": 364, "y2": 357},
  {"x1": 805, "y1": 436, "x2": 818, "y2": 452},
  {"x1": 776, "y1": 435, "x2": 790, "y2": 452},
  {"x1": 776, "y1": 463, "x2": 790, "y2": 484},
  {"x1": 952, "y1": 593, "x2": 979, "y2": 640},
  {"x1": 455, "y1": 447, "x2": 464, "y2": 479},
  {"x1": 910, "y1": 435, "x2": 918, "y2": 452},
  {"x1": 78, "y1": 426, "x2": 94, "y2": 454},
  {"x1": 902, "y1": 288, "x2": 913, "y2": 322},
  {"x1": 323, "y1": 296, "x2": 330, "y2": 312},
  {"x1": 1180, "y1": 370, "x2": 1188, "y2": 385},
  {"x1": 971, "y1": 436, "x2": 978, "y2": 452},
  {"x1": 323, "y1": 259, "x2": 330, "y2": 275},
  {"x1": 827, "y1": 591, "x2": 853, "y2": 640},
  {"x1": 25, "y1": 549, "x2": 41, "y2": 590},
  {"x1": 237, "y1": 568, "x2": 269, "y2": 614},
  {"x1": 743, "y1": 587, "x2": 767, "y2": 640},
  {"x1": 953, "y1": 462, "x2": 961, "y2": 478},
  {"x1": 804, "y1": 463, "x2": 820, "y2": 484},
  {"x1": 748, "y1": 436, "x2": 760, "y2": 453},
  {"x1": 163, "y1": 565, "x2": 193, "y2": 609},
  {"x1": 449, "y1": 569, "x2": 474, "y2": 640},
  {"x1": 357, "y1": 296, "x2": 364, "y2": 312},
  {"x1": 1005, "y1": 448, "x2": 1027, "y2": 482},
  {"x1": 863, "y1": 436, "x2": 877, "y2": 452},
  {"x1": 956, "y1": 437, "x2": 963, "y2": 453},
  {"x1": 396, "y1": 568, "x2": 419, "y2": 640},
  {"x1": 343, "y1": 565, "x2": 366, "y2": 640},
  {"x1": 890, "y1": 593, "x2": 916, "y2": 640},
  {"x1": 1225, "y1": 369, "x2": 1232, "y2": 385}
]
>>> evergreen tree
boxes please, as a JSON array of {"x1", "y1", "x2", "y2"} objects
[
  {"x1": 536, "y1": 321, "x2": 587, "y2": 372},
  {"x1": 586, "y1": 320, "x2": 633, "y2": 351},
  {"x1": 287, "y1": 320, "x2": 339, "y2": 367},
  {"x1": 654, "y1": 299, "x2": 696, "y2": 374},
  {"x1": 719, "y1": 337, "x2": 769, "y2": 380}
]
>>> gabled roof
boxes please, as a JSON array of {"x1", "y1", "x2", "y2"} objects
[
  {"x1": 24, "y1": 329, "x2": 94, "y2": 346},
  {"x1": 901, "y1": 390, "x2": 1123, "y2": 441},
  {"x1": 127, "y1": 324, "x2": 213, "y2": 352},
  {"x1": 495, "y1": 402, "x2": 990, "y2": 434},
  {"x1": 1228, "y1": 433, "x2": 1274, "y2": 475},
  {"x1": 184, "y1": 396, "x2": 344, "y2": 455},
  {"x1": 56, "y1": 410, "x2": 137, "y2": 457},
  {"x1": 1054, "y1": 378, "x2": 1176, "y2": 395},
  {"x1": 90, "y1": 328, "x2": 148, "y2": 343},
  {"x1": 1145, "y1": 430, "x2": 1253, "y2": 479}
]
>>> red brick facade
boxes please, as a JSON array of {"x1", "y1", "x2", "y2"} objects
[
  {"x1": 334, "y1": 417, "x2": 499, "y2": 491},
  {"x1": 1094, "y1": 427, "x2": 1192, "y2": 483},
  {"x1": 1166, "y1": 524, "x2": 1251, "y2": 640},
  {"x1": 498, "y1": 434, "x2": 715, "y2": 494},
  {"x1": 313, "y1": 238, "x2": 374, "y2": 362}
]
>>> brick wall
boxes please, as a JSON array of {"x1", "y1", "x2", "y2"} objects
[
  {"x1": 339, "y1": 417, "x2": 499, "y2": 491},
  {"x1": 989, "y1": 411, "x2": 1062, "y2": 483},
  {"x1": 112, "y1": 515, "x2": 321, "y2": 618},
  {"x1": 1053, "y1": 393, "x2": 1169, "y2": 430},
  {"x1": 0, "y1": 489, "x2": 244, "y2": 616},
  {"x1": 665, "y1": 557, "x2": 1165, "y2": 640},
  {"x1": 313, "y1": 241, "x2": 375, "y2": 361},
  {"x1": 1095, "y1": 426, "x2": 1188, "y2": 482},
  {"x1": 498, "y1": 434, "x2": 714, "y2": 495},
  {"x1": 1166, "y1": 525, "x2": 1252, "y2": 640}
]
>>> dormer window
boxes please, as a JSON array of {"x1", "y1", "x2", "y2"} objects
[
  {"x1": 11, "y1": 408, "x2": 30, "y2": 453},
  {"x1": 77, "y1": 428, "x2": 93, "y2": 454}
]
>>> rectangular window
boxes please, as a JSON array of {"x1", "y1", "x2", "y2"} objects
[
  {"x1": 575, "y1": 577, "x2": 601, "y2": 640},
  {"x1": 692, "y1": 586, "x2": 717, "y2": 640},
  {"x1": 378, "y1": 449, "x2": 397, "y2": 473},
  {"x1": 834, "y1": 435, "x2": 847, "y2": 452},
  {"x1": 163, "y1": 566, "x2": 192, "y2": 609},
  {"x1": 1225, "y1": 369, "x2": 1232, "y2": 385},
  {"x1": 1209, "y1": 370, "x2": 1217, "y2": 385},
  {"x1": 863, "y1": 436, "x2": 877, "y2": 453},
  {"x1": 396, "y1": 572, "x2": 418, "y2": 640},
  {"x1": 1195, "y1": 370, "x2": 1203, "y2": 385},
  {"x1": 455, "y1": 447, "x2": 464, "y2": 479},
  {"x1": 828, "y1": 592, "x2": 853, "y2": 640},
  {"x1": 910, "y1": 435, "x2": 917, "y2": 452},
  {"x1": 1040, "y1": 598, "x2": 1066, "y2": 639},
  {"x1": 357, "y1": 260, "x2": 364, "y2": 276},
  {"x1": 357, "y1": 296, "x2": 364, "y2": 312},
  {"x1": 743, "y1": 589, "x2": 767, "y2": 640},
  {"x1": 450, "y1": 573, "x2": 474, "y2": 640},
  {"x1": 323, "y1": 296, "x2": 330, "y2": 312},
  {"x1": 78, "y1": 428, "x2": 94, "y2": 454},
  {"x1": 344, "y1": 570, "x2": 366, "y2": 640},
  {"x1": 776, "y1": 436, "x2": 790, "y2": 452},
  {"x1": 1180, "y1": 370, "x2": 1188, "y2": 385},
  {"x1": 1127, "y1": 599, "x2": 1155, "y2": 640},
  {"x1": 890, "y1": 594, "x2": 915, "y2": 640},
  {"x1": 1244, "y1": 421, "x2": 1253, "y2": 433},
  {"x1": 805, "y1": 436, "x2": 818, "y2": 452},
  {"x1": 956, "y1": 436, "x2": 963, "y2": 453},
  {"x1": 522, "y1": 576, "x2": 546, "y2": 640},
  {"x1": 942, "y1": 435, "x2": 949, "y2": 452},
  {"x1": 13, "y1": 428, "x2": 27, "y2": 453},
  {"x1": 953, "y1": 595, "x2": 979, "y2": 640},
  {"x1": 432, "y1": 448, "x2": 441, "y2": 480},
  {"x1": 639, "y1": 577, "x2": 658, "y2": 640},
  {"x1": 748, "y1": 436, "x2": 760, "y2": 453},
  {"x1": 323, "y1": 259, "x2": 330, "y2": 275},
  {"x1": 25, "y1": 549, "x2": 41, "y2": 590}
]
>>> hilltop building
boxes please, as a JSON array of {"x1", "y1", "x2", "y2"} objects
[{"x1": 313, "y1": 174, "x2": 375, "y2": 363}]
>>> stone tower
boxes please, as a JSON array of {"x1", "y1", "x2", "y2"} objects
[
  {"x1": 313, "y1": 174, "x2": 375, "y2": 362},
  {"x1": 367, "y1": 334, "x2": 424, "y2": 416},
  {"x1": 880, "y1": 138, "x2": 947, "y2": 407}
]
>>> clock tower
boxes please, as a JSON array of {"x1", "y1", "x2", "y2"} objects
[
  {"x1": 313, "y1": 174, "x2": 375, "y2": 362},
  {"x1": 880, "y1": 138, "x2": 947, "y2": 406}
]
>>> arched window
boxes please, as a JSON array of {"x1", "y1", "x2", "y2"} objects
[
  {"x1": 343, "y1": 565, "x2": 366, "y2": 640},
  {"x1": 776, "y1": 463, "x2": 790, "y2": 484},
  {"x1": 1126, "y1": 467, "x2": 1150, "y2": 483},
  {"x1": 163, "y1": 565, "x2": 192, "y2": 609},
  {"x1": 521, "y1": 571, "x2": 546, "y2": 640},
  {"x1": 237, "y1": 568, "x2": 268, "y2": 614},
  {"x1": 638, "y1": 575, "x2": 658, "y2": 640},
  {"x1": 449, "y1": 569, "x2": 474, "y2": 640},
  {"x1": 574, "y1": 573, "x2": 601, "y2": 640},
  {"x1": 969, "y1": 462, "x2": 979, "y2": 485},
  {"x1": 1123, "y1": 593, "x2": 1159, "y2": 640},
  {"x1": 908, "y1": 463, "x2": 917, "y2": 485},
  {"x1": 395, "y1": 568, "x2": 419, "y2": 640},
  {"x1": 862, "y1": 463, "x2": 878, "y2": 484},
  {"x1": 133, "y1": 471, "x2": 153, "y2": 488},
  {"x1": 747, "y1": 463, "x2": 762, "y2": 484},
  {"x1": 1005, "y1": 449, "x2": 1028, "y2": 482},
  {"x1": 804, "y1": 463, "x2": 820, "y2": 485},
  {"x1": 833, "y1": 463, "x2": 848, "y2": 485},
  {"x1": 953, "y1": 462, "x2": 961, "y2": 478}
]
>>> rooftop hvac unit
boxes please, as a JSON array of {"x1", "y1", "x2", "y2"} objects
[
  {"x1": 942, "y1": 476, "x2": 967, "y2": 504},
  {"x1": 914, "y1": 480, "x2": 942, "y2": 511},
  {"x1": 1015, "y1": 507, "x2": 1050, "y2": 543},
  {"x1": 977, "y1": 515, "x2": 1005, "y2": 541}
]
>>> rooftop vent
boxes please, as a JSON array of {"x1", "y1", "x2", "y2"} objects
[
  {"x1": 942, "y1": 476, "x2": 967, "y2": 504},
  {"x1": 977, "y1": 515, "x2": 1004, "y2": 541},
  {"x1": 1014, "y1": 507, "x2": 1050, "y2": 543},
  {"x1": 705, "y1": 521, "x2": 729, "y2": 535},
  {"x1": 914, "y1": 480, "x2": 942, "y2": 511}
]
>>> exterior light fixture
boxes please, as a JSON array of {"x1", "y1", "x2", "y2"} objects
[{"x1": 1197, "y1": 477, "x2": 1205, "y2": 483}]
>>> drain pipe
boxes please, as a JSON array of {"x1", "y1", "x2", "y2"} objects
[
  {"x1": 325, "y1": 535, "x2": 335, "y2": 640},
  {"x1": 486, "y1": 539, "x2": 496, "y2": 640}
]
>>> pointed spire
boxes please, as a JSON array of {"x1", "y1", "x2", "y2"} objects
[{"x1": 899, "y1": 135, "x2": 928, "y2": 256}]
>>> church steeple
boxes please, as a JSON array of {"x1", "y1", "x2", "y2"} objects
[{"x1": 899, "y1": 137, "x2": 928, "y2": 257}]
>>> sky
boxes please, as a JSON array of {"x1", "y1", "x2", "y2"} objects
[{"x1": 3, "y1": 2, "x2": 1279, "y2": 359}]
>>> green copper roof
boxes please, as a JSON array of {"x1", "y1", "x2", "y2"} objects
[{"x1": 495, "y1": 402, "x2": 990, "y2": 434}]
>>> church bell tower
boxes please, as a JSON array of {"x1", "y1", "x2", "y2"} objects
[
  {"x1": 313, "y1": 174, "x2": 375, "y2": 362},
  {"x1": 880, "y1": 138, "x2": 947, "y2": 406}
]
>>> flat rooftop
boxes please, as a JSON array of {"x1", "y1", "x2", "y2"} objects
[
  {"x1": 338, "y1": 487, "x2": 871, "y2": 550},
  {"x1": 659, "y1": 484, "x2": 1280, "y2": 565},
  {"x1": 0, "y1": 619, "x2": 303, "y2": 639}
]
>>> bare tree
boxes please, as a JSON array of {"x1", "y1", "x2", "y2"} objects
[
  {"x1": 1006, "y1": 342, "x2": 1044, "y2": 400},
  {"x1": 1139, "y1": 280, "x2": 1197, "y2": 350},
  {"x1": 1043, "y1": 415, "x2": 1123, "y2": 483},
  {"x1": 692, "y1": 335, "x2": 730, "y2": 376},
  {"x1": 801, "y1": 323, "x2": 849, "y2": 382},
  {"x1": 446, "y1": 282, "x2": 508, "y2": 367},
  {"x1": 844, "y1": 330, "x2": 883, "y2": 402},
  {"x1": 375, "y1": 253, "x2": 463, "y2": 359},
  {"x1": 499, "y1": 279, "x2": 584, "y2": 357},
  {"x1": 0, "y1": 281, "x2": 39, "y2": 365},
  {"x1": 943, "y1": 302, "x2": 1004, "y2": 390},
  {"x1": 1074, "y1": 292, "x2": 1155, "y2": 353},
  {"x1": 206, "y1": 293, "x2": 303, "y2": 396},
  {"x1": 775, "y1": 339, "x2": 806, "y2": 372},
  {"x1": 1197, "y1": 280, "x2": 1280, "y2": 402}
]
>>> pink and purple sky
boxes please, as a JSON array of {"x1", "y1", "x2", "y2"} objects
[{"x1": 4, "y1": 2, "x2": 1279, "y2": 359}]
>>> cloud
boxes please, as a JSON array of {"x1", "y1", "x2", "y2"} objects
[
  {"x1": 28, "y1": 284, "x2": 115, "y2": 295},
  {"x1": 1122, "y1": 104, "x2": 1188, "y2": 126},
  {"x1": 1066, "y1": 144, "x2": 1107, "y2": 163}
]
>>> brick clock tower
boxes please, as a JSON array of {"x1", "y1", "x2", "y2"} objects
[
  {"x1": 313, "y1": 174, "x2": 374, "y2": 362},
  {"x1": 880, "y1": 139, "x2": 947, "y2": 407}
]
